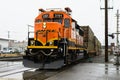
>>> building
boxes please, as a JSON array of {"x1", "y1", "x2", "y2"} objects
[
  {"x1": 13, "y1": 41, "x2": 27, "y2": 53},
  {"x1": 0, "y1": 38, "x2": 27, "y2": 53},
  {"x1": 0, "y1": 38, "x2": 14, "y2": 51}
]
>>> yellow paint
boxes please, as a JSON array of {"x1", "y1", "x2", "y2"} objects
[
  {"x1": 34, "y1": 38, "x2": 59, "y2": 46},
  {"x1": 27, "y1": 46, "x2": 58, "y2": 49},
  {"x1": 68, "y1": 47, "x2": 85, "y2": 50}
]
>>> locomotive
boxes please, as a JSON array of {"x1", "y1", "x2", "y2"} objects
[{"x1": 23, "y1": 7, "x2": 89, "y2": 69}]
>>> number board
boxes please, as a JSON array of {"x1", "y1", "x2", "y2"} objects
[{"x1": 54, "y1": 14, "x2": 63, "y2": 18}]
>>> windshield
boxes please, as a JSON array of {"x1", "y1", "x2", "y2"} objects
[
  {"x1": 53, "y1": 18, "x2": 62, "y2": 24},
  {"x1": 43, "y1": 18, "x2": 52, "y2": 22},
  {"x1": 43, "y1": 18, "x2": 62, "y2": 24}
]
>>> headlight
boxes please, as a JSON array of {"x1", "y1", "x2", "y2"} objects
[
  {"x1": 43, "y1": 22, "x2": 46, "y2": 28},
  {"x1": 49, "y1": 41, "x2": 54, "y2": 45},
  {"x1": 51, "y1": 49, "x2": 54, "y2": 52}
]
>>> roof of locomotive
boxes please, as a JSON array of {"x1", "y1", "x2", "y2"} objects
[
  {"x1": 38, "y1": 8, "x2": 83, "y2": 30},
  {"x1": 37, "y1": 8, "x2": 72, "y2": 19},
  {"x1": 39, "y1": 7, "x2": 72, "y2": 13}
]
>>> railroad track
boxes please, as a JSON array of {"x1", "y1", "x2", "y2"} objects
[
  {"x1": 0, "y1": 61, "x2": 22, "y2": 68},
  {"x1": 0, "y1": 68, "x2": 35, "y2": 77},
  {"x1": 0, "y1": 60, "x2": 84, "y2": 80},
  {"x1": 0, "y1": 61, "x2": 60, "y2": 80},
  {"x1": 0, "y1": 61, "x2": 35, "y2": 78}
]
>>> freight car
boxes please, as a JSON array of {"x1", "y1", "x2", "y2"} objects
[
  {"x1": 94, "y1": 36, "x2": 101, "y2": 56},
  {"x1": 23, "y1": 7, "x2": 86, "y2": 69},
  {"x1": 81, "y1": 26, "x2": 101, "y2": 57}
]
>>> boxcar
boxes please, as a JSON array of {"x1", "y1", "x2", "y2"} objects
[{"x1": 81, "y1": 26, "x2": 101, "y2": 56}]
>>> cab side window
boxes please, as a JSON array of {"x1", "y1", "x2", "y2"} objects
[{"x1": 64, "y1": 18, "x2": 70, "y2": 28}]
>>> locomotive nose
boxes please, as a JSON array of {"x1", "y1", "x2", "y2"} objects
[{"x1": 35, "y1": 22, "x2": 61, "y2": 46}]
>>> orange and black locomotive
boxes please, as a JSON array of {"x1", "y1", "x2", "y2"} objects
[{"x1": 23, "y1": 7, "x2": 86, "y2": 69}]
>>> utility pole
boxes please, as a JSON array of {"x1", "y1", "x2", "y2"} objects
[
  {"x1": 116, "y1": 10, "x2": 120, "y2": 47},
  {"x1": 100, "y1": 0, "x2": 113, "y2": 62},
  {"x1": 115, "y1": 10, "x2": 120, "y2": 65},
  {"x1": 105, "y1": 0, "x2": 109, "y2": 62}
]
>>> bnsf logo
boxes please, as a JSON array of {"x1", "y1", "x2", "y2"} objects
[{"x1": 37, "y1": 30, "x2": 55, "y2": 33}]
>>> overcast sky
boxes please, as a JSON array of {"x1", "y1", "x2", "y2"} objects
[{"x1": 0, "y1": 0, "x2": 120, "y2": 45}]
